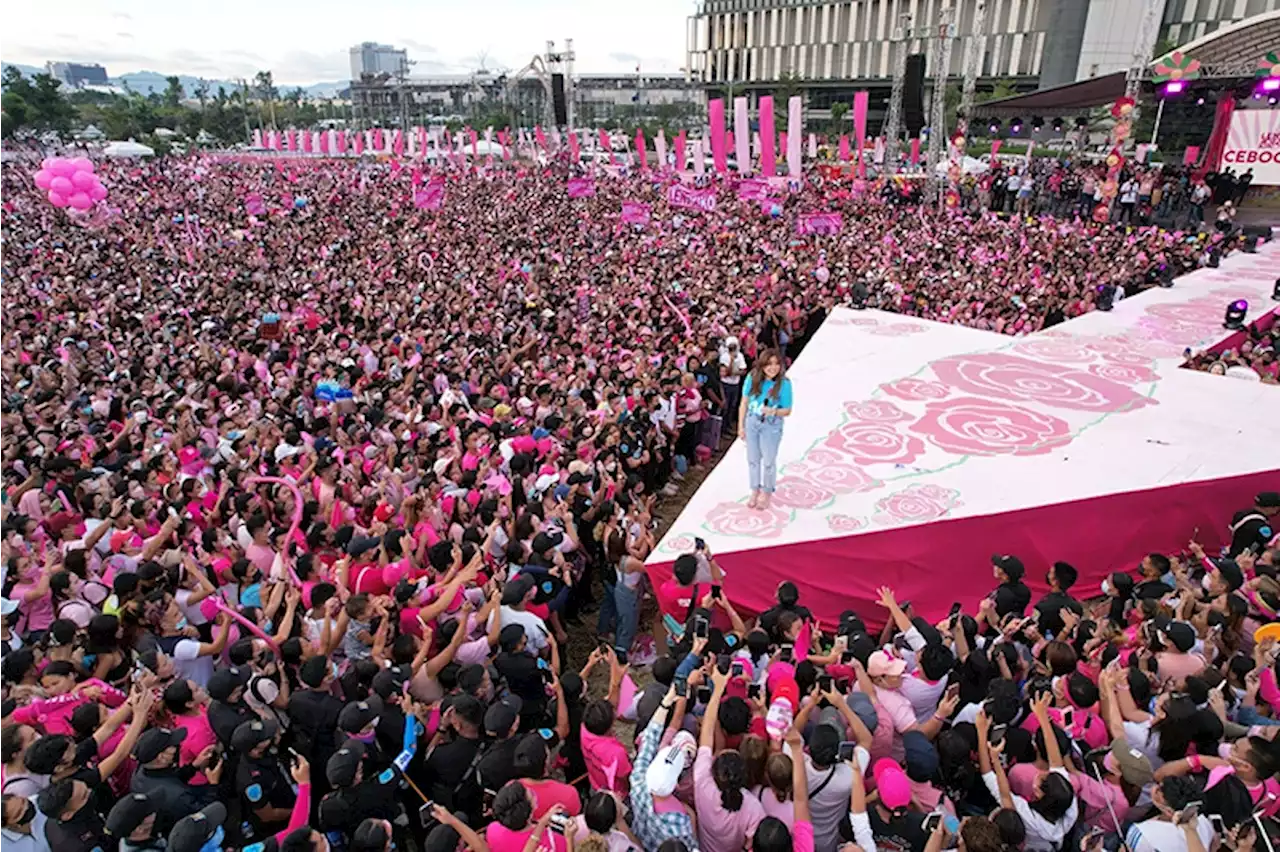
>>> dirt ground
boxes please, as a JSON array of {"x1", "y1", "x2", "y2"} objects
[{"x1": 565, "y1": 432, "x2": 734, "y2": 733}]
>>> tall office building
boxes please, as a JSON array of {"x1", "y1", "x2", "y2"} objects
[{"x1": 349, "y1": 43, "x2": 409, "y2": 81}]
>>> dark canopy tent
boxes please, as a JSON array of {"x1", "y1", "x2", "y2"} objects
[{"x1": 971, "y1": 72, "x2": 1128, "y2": 119}]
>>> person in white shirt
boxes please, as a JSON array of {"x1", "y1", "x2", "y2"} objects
[
  {"x1": 1, "y1": 794, "x2": 51, "y2": 852},
  {"x1": 977, "y1": 696, "x2": 1078, "y2": 852},
  {"x1": 719, "y1": 336, "x2": 747, "y2": 436},
  {"x1": 1123, "y1": 775, "x2": 1215, "y2": 852}
]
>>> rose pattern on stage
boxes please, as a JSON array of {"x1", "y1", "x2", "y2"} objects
[
  {"x1": 842, "y1": 400, "x2": 912, "y2": 423},
  {"x1": 1086, "y1": 361, "x2": 1159, "y2": 385},
  {"x1": 661, "y1": 534, "x2": 697, "y2": 554},
  {"x1": 825, "y1": 421, "x2": 925, "y2": 466},
  {"x1": 1011, "y1": 339, "x2": 1098, "y2": 363},
  {"x1": 928, "y1": 352, "x2": 1157, "y2": 413},
  {"x1": 826, "y1": 514, "x2": 867, "y2": 533},
  {"x1": 704, "y1": 501, "x2": 790, "y2": 539},
  {"x1": 788, "y1": 458, "x2": 884, "y2": 495},
  {"x1": 868, "y1": 322, "x2": 928, "y2": 336},
  {"x1": 871, "y1": 484, "x2": 962, "y2": 526},
  {"x1": 909, "y1": 396, "x2": 1073, "y2": 457},
  {"x1": 772, "y1": 476, "x2": 838, "y2": 509},
  {"x1": 879, "y1": 377, "x2": 952, "y2": 402}
]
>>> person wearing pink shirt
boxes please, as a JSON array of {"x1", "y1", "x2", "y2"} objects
[
  {"x1": 694, "y1": 666, "x2": 766, "y2": 852},
  {"x1": 484, "y1": 781, "x2": 569, "y2": 852},
  {"x1": 10, "y1": 665, "x2": 127, "y2": 735},
  {"x1": 162, "y1": 679, "x2": 219, "y2": 786}
]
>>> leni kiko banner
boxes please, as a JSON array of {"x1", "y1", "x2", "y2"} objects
[{"x1": 1221, "y1": 109, "x2": 1280, "y2": 185}]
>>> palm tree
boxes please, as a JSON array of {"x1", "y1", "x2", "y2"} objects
[
  {"x1": 254, "y1": 70, "x2": 278, "y2": 129},
  {"x1": 829, "y1": 101, "x2": 848, "y2": 136}
]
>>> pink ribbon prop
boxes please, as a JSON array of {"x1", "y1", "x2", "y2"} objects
[
  {"x1": 212, "y1": 597, "x2": 280, "y2": 653},
  {"x1": 244, "y1": 476, "x2": 303, "y2": 586},
  {"x1": 662, "y1": 293, "x2": 692, "y2": 334}
]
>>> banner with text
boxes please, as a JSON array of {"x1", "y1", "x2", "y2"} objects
[
  {"x1": 667, "y1": 184, "x2": 717, "y2": 212},
  {"x1": 566, "y1": 177, "x2": 596, "y2": 198},
  {"x1": 795, "y1": 212, "x2": 844, "y2": 235},
  {"x1": 1221, "y1": 109, "x2": 1280, "y2": 185}
]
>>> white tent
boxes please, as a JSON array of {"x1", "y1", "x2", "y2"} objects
[
  {"x1": 933, "y1": 155, "x2": 990, "y2": 176},
  {"x1": 103, "y1": 140, "x2": 156, "y2": 158},
  {"x1": 76, "y1": 124, "x2": 105, "y2": 141}
]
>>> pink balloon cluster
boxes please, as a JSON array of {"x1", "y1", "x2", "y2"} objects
[{"x1": 33, "y1": 157, "x2": 108, "y2": 211}]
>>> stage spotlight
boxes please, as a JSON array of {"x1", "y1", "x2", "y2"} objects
[
  {"x1": 1162, "y1": 80, "x2": 1187, "y2": 97},
  {"x1": 1074, "y1": 116, "x2": 1089, "y2": 128},
  {"x1": 1052, "y1": 118, "x2": 1064, "y2": 133},
  {"x1": 1096, "y1": 284, "x2": 1116, "y2": 312},
  {"x1": 1031, "y1": 116, "x2": 1044, "y2": 132},
  {"x1": 1157, "y1": 264, "x2": 1174, "y2": 288},
  {"x1": 988, "y1": 119, "x2": 1001, "y2": 134},
  {"x1": 1010, "y1": 117, "x2": 1023, "y2": 134},
  {"x1": 1224, "y1": 300, "x2": 1248, "y2": 330},
  {"x1": 1196, "y1": 97, "x2": 1206, "y2": 105},
  {"x1": 1261, "y1": 77, "x2": 1280, "y2": 94}
]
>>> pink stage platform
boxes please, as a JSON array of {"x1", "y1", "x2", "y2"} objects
[{"x1": 647, "y1": 241, "x2": 1280, "y2": 627}]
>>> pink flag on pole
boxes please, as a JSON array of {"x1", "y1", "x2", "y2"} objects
[
  {"x1": 786, "y1": 96, "x2": 802, "y2": 176},
  {"x1": 568, "y1": 132, "x2": 581, "y2": 162},
  {"x1": 726, "y1": 130, "x2": 735, "y2": 158},
  {"x1": 373, "y1": 128, "x2": 384, "y2": 151},
  {"x1": 734, "y1": 97, "x2": 751, "y2": 175},
  {"x1": 656, "y1": 130, "x2": 668, "y2": 169},
  {"x1": 692, "y1": 139, "x2": 706, "y2": 175},
  {"x1": 535, "y1": 126, "x2": 548, "y2": 151},
  {"x1": 302, "y1": 131, "x2": 312, "y2": 153},
  {"x1": 759, "y1": 96, "x2": 777, "y2": 177},
  {"x1": 909, "y1": 137, "x2": 922, "y2": 165},
  {"x1": 635, "y1": 129, "x2": 647, "y2": 171},
  {"x1": 853, "y1": 90, "x2": 869, "y2": 177},
  {"x1": 599, "y1": 129, "x2": 616, "y2": 164},
  {"x1": 1183, "y1": 145, "x2": 1200, "y2": 165},
  {"x1": 337, "y1": 130, "x2": 347, "y2": 153},
  {"x1": 499, "y1": 129, "x2": 511, "y2": 159},
  {"x1": 674, "y1": 131, "x2": 687, "y2": 172},
  {"x1": 393, "y1": 130, "x2": 405, "y2": 157},
  {"x1": 708, "y1": 98, "x2": 728, "y2": 173},
  {"x1": 318, "y1": 131, "x2": 329, "y2": 154},
  {"x1": 991, "y1": 139, "x2": 1002, "y2": 157},
  {"x1": 469, "y1": 128, "x2": 479, "y2": 160},
  {"x1": 286, "y1": 129, "x2": 297, "y2": 151},
  {"x1": 353, "y1": 133, "x2": 364, "y2": 156},
  {"x1": 838, "y1": 135, "x2": 850, "y2": 161}
]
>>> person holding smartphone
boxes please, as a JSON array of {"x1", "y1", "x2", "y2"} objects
[{"x1": 738, "y1": 348, "x2": 793, "y2": 512}]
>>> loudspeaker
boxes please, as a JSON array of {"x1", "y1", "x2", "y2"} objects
[
  {"x1": 904, "y1": 54, "x2": 926, "y2": 136},
  {"x1": 1242, "y1": 224, "x2": 1272, "y2": 243},
  {"x1": 551, "y1": 73, "x2": 568, "y2": 127}
]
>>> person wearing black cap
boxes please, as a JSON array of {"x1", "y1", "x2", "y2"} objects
[
  {"x1": 286, "y1": 655, "x2": 345, "y2": 795},
  {"x1": 476, "y1": 695, "x2": 525, "y2": 795},
  {"x1": 206, "y1": 666, "x2": 256, "y2": 748},
  {"x1": 165, "y1": 802, "x2": 227, "y2": 852},
  {"x1": 1228, "y1": 492, "x2": 1279, "y2": 557},
  {"x1": 36, "y1": 777, "x2": 108, "y2": 852},
  {"x1": 988, "y1": 555, "x2": 1032, "y2": 620},
  {"x1": 129, "y1": 727, "x2": 223, "y2": 837},
  {"x1": 1033, "y1": 561, "x2": 1083, "y2": 638},
  {"x1": 105, "y1": 792, "x2": 162, "y2": 852},
  {"x1": 422, "y1": 694, "x2": 485, "y2": 813},
  {"x1": 230, "y1": 719, "x2": 293, "y2": 842},
  {"x1": 499, "y1": 574, "x2": 550, "y2": 655},
  {"x1": 1155, "y1": 621, "x2": 1206, "y2": 687},
  {"x1": 758, "y1": 581, "x2": 812, "y2": 640},
  {"x1": 493, "y1": 624, "x2": 548, "y2": 724},
  {"x1": 316, "y1": 740, "x2": 402, "y2": 839}
]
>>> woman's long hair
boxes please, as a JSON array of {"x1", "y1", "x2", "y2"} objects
[{"x1": 747, "y1": 348, "x2": 786, "y2": 403}]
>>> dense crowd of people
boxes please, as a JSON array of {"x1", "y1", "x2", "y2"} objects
[{"x1": 1, "y1": 144, "x2": 1277, "y2": 852}]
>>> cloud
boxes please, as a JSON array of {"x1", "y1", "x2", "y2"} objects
[
  {"x1": 400, "y1": 39, "x2": 438, "y2": 55},
  {"x1": 273, "y1": 49, "x2": 349, "y2": 84},
  {"x1": 112, "y1": 11, "x2": 132, "y2": 20},
  {"x1": 116, "y1": 32, "x2": 134, "y2": 40},
  {"x1": 610, "y1": 52, "x2": 643, "y2": 66}
]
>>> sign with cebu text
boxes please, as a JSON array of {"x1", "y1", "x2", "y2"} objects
[{"x1": 1221, "y1": 109, "x2": 1280, "y2": 185}]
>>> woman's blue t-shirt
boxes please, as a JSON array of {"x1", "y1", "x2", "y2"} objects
[{"x1": 743, "y1": 374, "x2": 793, "y2": 416}]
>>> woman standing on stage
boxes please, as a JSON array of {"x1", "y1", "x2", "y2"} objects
[{"x1": 739, "y1": 348, "x2": 793, "y2": 511}]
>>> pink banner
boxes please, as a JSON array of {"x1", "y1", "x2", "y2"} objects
[
  {"x1": 795, "y1": 211, "x2": 843, "y2": 235},
  {"x1": 337, "y1": 130, "x2": 347, "y2": 153},
  {"x1": 808, "y1": 133, "x2": 817, "y2": 159},
  {"x1": 353, "y1": 133, "x2": 364, "y2": 156},
  {"x1": 734, "y1": 97, "x2": 751, "y2": 176},
  {"x1": 667, "y1": 183, "x2": 716, "y2": 212},
  {"x1": 301, "y1": 131, "x2": 312, "y2": 153},
  {"x1": 413, "y1": 181, "x2": 445, "y2": 210},
  {"x1": 566, "y1": 177, "x2": 595, "y2": 198},
  {"x1": 909, "y1": 137, "x2": 921, "y2": 165},
  {"x1": 394, "y1": 130, "x2": 405, "y2": 156},
  {"x1": 708, "y1": 98, "x2": 728, "y2": 173},
  {"x1": 786, "y1": 96, "x2": 803, "y2": 176},
  {"x1": 498, "y1": 129, "x2": 511, "y2": 159},
  {"x1": 674, "y1": 131, "x2": 687, "y2": 172},
  {"x1": 373, "y1": 128, "x2": 384, "y2": 151},
  {"x1": 568, "y1": 132, "x2": 581, "y2": 162},
  {"x1": 854, "y1": 90, "x2": 869, "y2": 178},
  {"x1": 467, "y1": 128, "x2": 478, "y2": 160},
  {"x1": 759, "y1": 96, "x2": 777, "y2": 177},
  {"x1": 635, "y1": 129, "x2": 647, "y2": 171},
  {"x1": 599, "y1": 129, "x2": 615, "y2": 164},
  {"x1": 318, "y1": 131, "x2": 329, "y2": 154},
  {"x1": 991, "y1": 139, "x2": 1002, "y2": 157},
  {"x1": 621, "y1": 201, "x2": 651, "y2": 224},
  {"x1": 1183, "y1": 145, "x2": 1201, "y2": 165},
  {"x1": 535, "y1": 126, "x2": 548, "y2": 151},
  {"x1": 286, "y1": 129, "x2": 297, "y2": 152},
  {"x1": 738, "y1": 178, "x2": 770, "y2": 200},
  {"x1": 838, "y1": 135, "x2": 850, "y2": 162},
  {"x1": 656, "y1": 130, "x2": 668, "y2": 170}
]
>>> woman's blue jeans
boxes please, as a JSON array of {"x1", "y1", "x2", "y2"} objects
[
  {"x1": 613, "y1": 582, "x2": 640, "y2": 661},
  {"x1": 745, "y1": 414, "x2": 784, "y2": 494}
]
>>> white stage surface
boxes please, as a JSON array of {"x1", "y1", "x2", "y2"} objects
[{"x1": 649, "y1": 240, "x2": 1280, "y2": 625}]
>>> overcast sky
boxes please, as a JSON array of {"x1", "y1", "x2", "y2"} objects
[{"x1": 3, "y1": 0, "x2": 695, "y2": 83}]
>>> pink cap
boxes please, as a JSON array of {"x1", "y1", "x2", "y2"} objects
[
  {"x1": 868, "y1": 650, "x2": 907, "y2": 678},
  {"x1": 872, "y1": 759, "x2": 912, "y2": 810}
]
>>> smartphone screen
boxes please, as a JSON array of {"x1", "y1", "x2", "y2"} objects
[
  {"x1": 693, "y1": 617, "x2": 709, "y2": 639},
  {"x1": 695, "y1": 537, "x2": 705, "y2": 551},
  {"x1": 674, "y1": 677, "x2": 688, "y2": 698},
  {"x1": 990, "y1": 725, "x2": 1008, "y2": 747},
  {"x1": 837, "y1": 741, "x2": 857, "y2": 762},
  {"x1": 922, "y1": 813, "x2": 942, "y2": 835},
  {"x1": 747, "y1": 684, "x2": 762, "y2": 700},
  {"x1": 418, "y1": 802, "x2": 437, "y2": 828},
  {"x1": 818, "y1": 675, "x2": 833, "y2": 693},
  {"x1": 696, "y1": 686, "x2": 713, "y2": 705},
  {"x1": 711, "y1": 584, "x2": 722, "y2": 600},
  {"x1": 731, "y1": 661, "x2": 744, "y2": 677}
]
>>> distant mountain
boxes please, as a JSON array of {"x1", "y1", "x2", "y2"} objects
[{"x1": 1, "y1": 63, "x2": 347, "y2": 100}]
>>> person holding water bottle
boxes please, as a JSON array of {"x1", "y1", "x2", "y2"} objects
[{"x1": 739, "y1": 348, "x2": 793, "y2": 511}]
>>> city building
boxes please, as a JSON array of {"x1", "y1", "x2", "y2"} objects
[
  {"x1": 46, "y1": 62, "x2": 109, "y2": 89},
  {"x1": 348, "y1": 70, "x2": 703, "y2": 128},
  {"x1": 349, "y1": 42, "x2": 409, "y2": 81},
  {"x1": 684, "y1": 0, "x2": 1280, "y2": 130}
]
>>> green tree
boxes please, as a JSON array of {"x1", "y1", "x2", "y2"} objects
[
  {"x1": 163, "y1": 76, "x2": 183, "y2": 109},
  {"x1": 977, "y1": 78, "x2": 1019, "y2": 104},
  {"x1": 774, "y1": 72, "x2": 802, "y2": 124},
  {"x1": 1, "y1": 69, "x2": 76, "y2": 137},
  {"x1": 829, "y1": 100, "x2": 848, "y2": 136}
]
